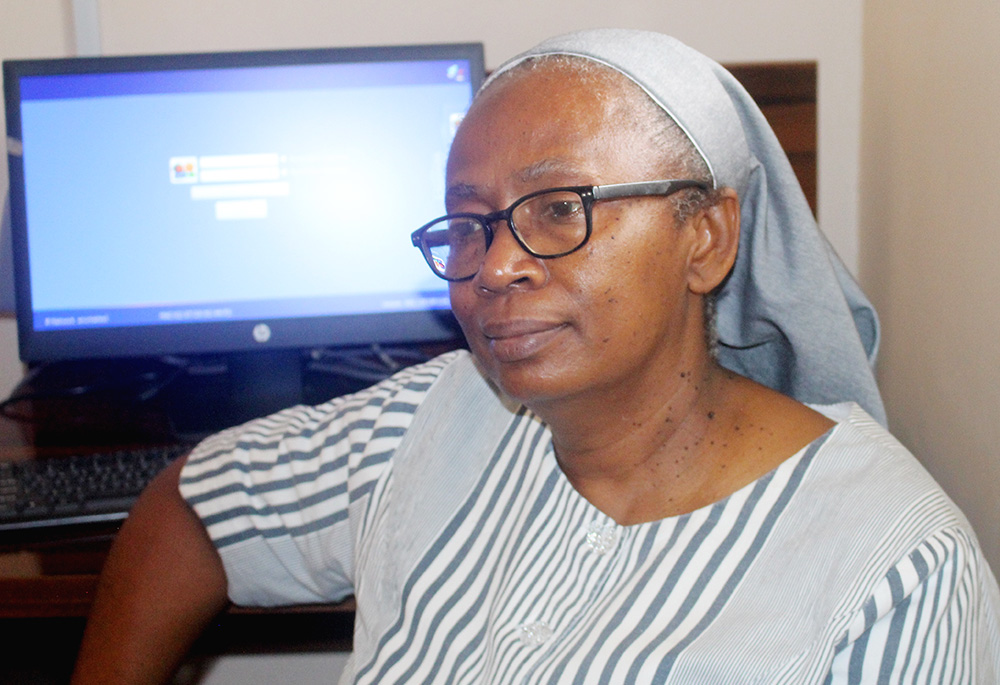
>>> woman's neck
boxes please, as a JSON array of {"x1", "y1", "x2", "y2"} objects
[{"x1": 533, "y1": 360, "x2": 834, "y2": 526}]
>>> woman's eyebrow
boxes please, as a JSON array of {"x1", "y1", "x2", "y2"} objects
[
  {"x1": 445, "y1": 183, "x2": 479, "y2": 204},
  {"x1": 517, "y1": 158, "x2": 584, "y2": 184},
  {"x1": 444, "y1": 159, "x2": 586, "y2": 205}
]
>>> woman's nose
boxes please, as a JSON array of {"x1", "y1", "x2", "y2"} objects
[{"x1": 474, "y1": 221, "x2": 547, "y2": 292}]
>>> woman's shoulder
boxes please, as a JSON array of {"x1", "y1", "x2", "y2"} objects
[
  {"x1": 185, "y1": 349, "x2": 474, "y2": 472},
  {"x1": 726, "y1": 402, "x2": 994, "y2": 657},
  {"x1": 720, "y1": 375, "x2": 942, "y2": 521},
  {"x1": 767, "y1": 400, "x2": 979, "y2": 588},
  {"x1": 799, "y1": 401, "x2": 967, "y2": 529},
  {"x1": 810, "y1": 401, "x2": 944, "y2": 491}
]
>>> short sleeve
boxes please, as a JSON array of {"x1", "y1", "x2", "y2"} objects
[
  {"x1": 826, "y1": 526, "x2": 1000, "y2": 683},
  {"x1": 178, "y1": 353, "x2": 458, "y2": 607}
]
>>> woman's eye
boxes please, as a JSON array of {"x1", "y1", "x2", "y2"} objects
[
  {"x1": 541, "y1": 199, "x2": 583, "y2": 223},
  {"x1": 448, "y1": 219, "x2": 480, "y2": 244}
]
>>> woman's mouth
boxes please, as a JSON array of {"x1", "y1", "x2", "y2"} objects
[{"x1": 481, "y1": 320, "x2": 568, "y2": 363}]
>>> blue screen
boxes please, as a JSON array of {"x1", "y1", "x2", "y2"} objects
[{"x1": 16, "y1": 58, "x2": 472, "y2": 334}]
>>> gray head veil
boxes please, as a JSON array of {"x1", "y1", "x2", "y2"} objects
[{"x1": 486, "y1": 29, "x2": 886, "y2": 426}]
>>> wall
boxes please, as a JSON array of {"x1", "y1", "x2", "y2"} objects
[
  {"x1": 860, "y1": 1, "x2": 1000, "y2": 573},
  {"x1": 3, "y1": 0, "x2": 998, "y2": 680},
  {"x1": 0, "y1": 1, "x2": 76, "y2": 398}
]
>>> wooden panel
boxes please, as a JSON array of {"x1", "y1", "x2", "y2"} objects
[
  {"x1": 0, "y1": 576, "x2": 96, "y2": 617},
  {"x1": 725, "y1": 62, "x2": 817, "y2": 105},
  {"x1": 726, "y1": 61, "x2": 817, "y2": 214},
  {"x1": 758, "y1": 102, "x2": 816, "y2": 155}
]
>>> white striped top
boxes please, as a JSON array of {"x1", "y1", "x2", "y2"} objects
[{"x1": 180, "y1": 351, "x2": 1000, "y2": 683}]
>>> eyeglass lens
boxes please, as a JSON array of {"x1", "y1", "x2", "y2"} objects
[{"x1": 421, "y1": 190, "x2": 589, "y2": 280}]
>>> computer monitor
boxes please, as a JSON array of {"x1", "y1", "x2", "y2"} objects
[{"x1": 3, "y1": 43, "x2": 483, "y2": 435}]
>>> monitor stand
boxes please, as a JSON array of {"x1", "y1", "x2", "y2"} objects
[
  {"x1": 9, "y1": 357, "x2": 184, "y2": 446},
  {"x1": 10, "y1": 350, "x2": 309, "y2": 446},
  {"x1": 7, "y1": 343, "x2": 457, "y2": 447},
  {"x1": 159, "y1": 349, "x2": 306, "y2": 440}
]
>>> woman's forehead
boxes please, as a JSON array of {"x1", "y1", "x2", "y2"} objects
[
  {"x1": 476, "y1": 58, "x2": 635, "y2": 117},
  {"x1": 448, "y1": 67, "x2": 667, "y2": 185}
]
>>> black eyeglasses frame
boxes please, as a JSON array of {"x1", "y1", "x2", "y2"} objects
[{"x1": 411, "y1": 178, "x2": 711, "y2": 282}]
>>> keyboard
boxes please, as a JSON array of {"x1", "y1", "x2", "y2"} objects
[{"x1": 0, "y1": 443, "x2": 191, "y2": 533}]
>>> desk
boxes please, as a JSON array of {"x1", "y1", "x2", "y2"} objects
[
  {"x1": 0, "y1": 413, "x2": 355, "y2": 682},
  {"x1": 0, "y1": 411, "x2": 127, "y2": 619}
]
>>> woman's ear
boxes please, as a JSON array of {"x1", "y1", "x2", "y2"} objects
[{"x1": 686, "y1": 187, "x2": 740, "y2": 294}]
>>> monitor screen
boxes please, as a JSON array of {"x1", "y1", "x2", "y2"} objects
[{"x1": 4, "y1": 43, "x2": 483, "y2": 365}]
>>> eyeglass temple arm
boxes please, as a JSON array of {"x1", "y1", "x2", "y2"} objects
[{"x1": 591, "y1": 179, "x2": 709, "y2": 201}]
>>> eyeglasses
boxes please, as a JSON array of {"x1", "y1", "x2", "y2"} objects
[{"x1": 411, "y1": 179, "x2": 710, "y2": 281}]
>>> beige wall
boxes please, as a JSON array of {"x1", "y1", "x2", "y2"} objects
[
  {"x1": 0, "y1": 0, "x2": 75, "y2": 399},
  {"x1": 860, "y1": 1, "x2": 1000, "y2": 573}
]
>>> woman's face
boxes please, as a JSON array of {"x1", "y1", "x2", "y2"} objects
[{"x1": 447, "y1": 65, "x2": 710, "y2": 410}]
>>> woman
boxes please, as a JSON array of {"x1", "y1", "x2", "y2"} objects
[{"x1": 74, "y1": 30, "x2": 1000, "y2": 683}]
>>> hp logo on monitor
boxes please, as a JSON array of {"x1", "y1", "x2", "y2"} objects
[{"x1": 252, "y1": 323, "x2": 272, "y2": 344}]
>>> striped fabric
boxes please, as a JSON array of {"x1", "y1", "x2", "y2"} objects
[{"x1": 180, "y1": 351, "x2": 1000, "y2": 683}]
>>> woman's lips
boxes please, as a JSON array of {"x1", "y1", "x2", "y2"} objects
[{"x1": 481, "y1": 320, "x2": 568, "y2": 363}]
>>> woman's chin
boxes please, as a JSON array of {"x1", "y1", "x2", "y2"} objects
[{"x1": 477, "y1": 354, "x2": 579, "y2": 408}]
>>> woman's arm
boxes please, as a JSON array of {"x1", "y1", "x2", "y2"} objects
[{"x1": 71, "y1": 455, "x2": 229, "y2": 684}]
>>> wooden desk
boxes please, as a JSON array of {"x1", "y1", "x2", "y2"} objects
[{"x1": 0, "y1": 416, "x2": 103, "y2": 617}]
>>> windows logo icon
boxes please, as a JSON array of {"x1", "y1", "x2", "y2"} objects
[{"x1": 170, "y1": 156, "x2": 198, "y2": 184}]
